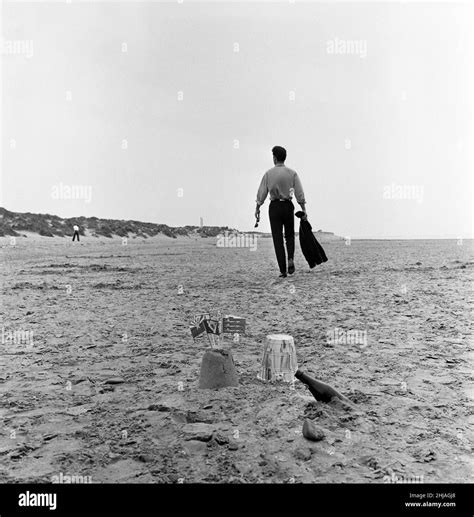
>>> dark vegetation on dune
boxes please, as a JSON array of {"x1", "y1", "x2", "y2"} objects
[{"x1": 0, "y1": 207, "x2": 232, "y2": 239}]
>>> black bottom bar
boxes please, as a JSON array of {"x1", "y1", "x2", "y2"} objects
[{"x1": 0, "y1": 483, "x2": 471, "y2": 515}]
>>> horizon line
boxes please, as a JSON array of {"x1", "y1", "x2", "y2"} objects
[{"x1": 1, "y1": 207, "x2": 472, "y2": 241}]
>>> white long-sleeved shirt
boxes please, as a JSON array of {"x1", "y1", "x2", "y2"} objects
[{"x1": 256, "y1": 164, "x2": 306, "y2": 206}]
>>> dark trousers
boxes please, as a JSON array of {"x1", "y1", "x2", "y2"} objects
[
  {"x1": 72, "y1": 231, "x2": 80, "y2": 241},
  {"x1": 269, "y1": 200, "x2": 295, "y2": 274}
]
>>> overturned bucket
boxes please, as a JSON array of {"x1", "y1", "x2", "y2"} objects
[{"x1": 258, "y1": 334, "x2": 298, "y2": 383}]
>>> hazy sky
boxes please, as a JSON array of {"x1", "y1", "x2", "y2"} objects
[{"x1": 1, "y1": 1, "x2": 472, "y2": 238}]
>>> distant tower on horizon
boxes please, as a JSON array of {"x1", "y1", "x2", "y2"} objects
[{"x1": 200, "y1": 217, "x2": 203, "y2": 228}]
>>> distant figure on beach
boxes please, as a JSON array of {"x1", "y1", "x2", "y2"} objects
[
  {"x1": 255, "y1": 146, "x2": 306, "y2": 278},
  {"x1": 72, "y1": 224, "x2": 80, "y2": 242}
]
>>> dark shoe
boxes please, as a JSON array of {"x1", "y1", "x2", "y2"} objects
[
  {"x1": 288, "y1": 259, "x2": 295, "y2": 275},
  {"x1": 279, "y1": 273, "x2": 287, "y2": 278}
]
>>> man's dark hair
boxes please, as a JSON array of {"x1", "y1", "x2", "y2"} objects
[{"x1": 272, "y1": 146, "x2": 287, "y2": 163}]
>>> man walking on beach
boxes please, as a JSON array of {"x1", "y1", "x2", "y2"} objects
[
  {"x1": 255, "y1": 146, "x2": 306, "y2": 278},
  {"x1": 72, "y1": 224, "x2": 80, "y2": 242}
]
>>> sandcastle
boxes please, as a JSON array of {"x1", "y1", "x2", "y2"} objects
[{"x1": 198, "y1": 348, "x2": 239, "y2": 389}]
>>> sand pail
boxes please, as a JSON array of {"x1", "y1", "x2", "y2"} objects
[{"x1": 258, "y1": 334, "x2": 298, "y2": 383}]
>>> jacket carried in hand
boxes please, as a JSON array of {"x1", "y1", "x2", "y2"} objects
[{"x1": 295, "y1": 211, "x2": 328, "y2": 268}]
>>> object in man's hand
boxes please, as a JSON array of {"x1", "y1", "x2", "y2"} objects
[
  {"x1": 295, "y1": 211, "x2": 328, "y2": 268},
  {"x1": 254, "y1": 212, "x2": 260, "y2": 228}
]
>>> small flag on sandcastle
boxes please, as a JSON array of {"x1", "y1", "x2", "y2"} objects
[
  {"x1": 222, "y1": 315, "x2": 246, "y2": 334},
  {"x1": 190, "y1": 312, "x2": 246, "y2": 347},
  {"x1": 188, "y1": 310, "x2": 240, "y2": 389},
  {"x1": 222, "y1": 315, "x2": 246, "y2": 344},
  {"x1": 190, "y1": 310, "x2": 221, "y2": 348}
]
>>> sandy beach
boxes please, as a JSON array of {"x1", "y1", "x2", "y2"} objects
[{"x1": 1, "y1": 235, "x2": 472, "y2": 484}]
